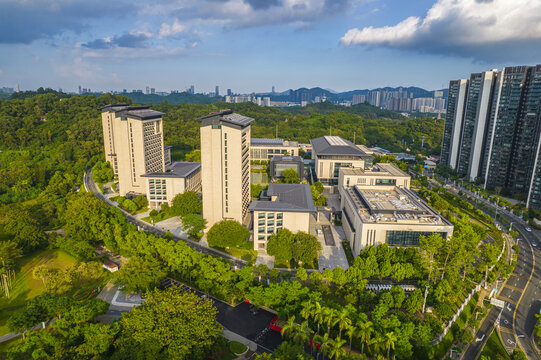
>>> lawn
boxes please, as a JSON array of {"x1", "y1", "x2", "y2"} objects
[
  {"x1": 0, "y1": 248, "x2": 108, "y2": 336},
  {"x1": 479, "y1": 330, "x2": 511, "y2": 360}
]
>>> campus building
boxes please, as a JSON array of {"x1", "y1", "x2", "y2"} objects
[
  {"x1": 340, "y1": 185, "x2": 454, "y2": 255},
  {"x1": 440, "y1": 80, "x2": 468, "y2": 170},
  {"x1": 269, "y1": 155, "x2": 304, "y2": 181},
  {"x1": 141, "y1": 162, "x2": 201, "y2": 210},
  {"x1": 200, "y1": 110, "x2": 252, "y2": 227},
  {"x1": 100, "y1": 105, "x2": 169, "y2": 196},
  {"x1": 310, "y1": 136, "x2": 373, "y2": 186},
  {"x1": 338, "y1": 163, "x2": 411, "y2": 189},
  {"x1": 249, "y1": 183, "x2": 315, "y2": 251},
  {"x1": 250, "y1": 138, "x2": 300, "y2": 161}
]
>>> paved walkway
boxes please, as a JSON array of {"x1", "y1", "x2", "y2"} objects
[
  {"x1": 222, "y1": 329, "x2": 258, "y2": 352},
  {"x1": 318, "y1": 225, "x2": 349, "y2": 270}
]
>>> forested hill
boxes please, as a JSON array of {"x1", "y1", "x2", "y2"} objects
[
  {"x1": 282, "y1": 101, "x2": 405, "y2": 120},
  {"x1": 124, "y1": 92, "x2": 220, "y2": 105}
]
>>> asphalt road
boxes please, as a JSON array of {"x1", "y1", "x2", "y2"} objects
[
  {"x1": 83, "y1": 169, "x2": 246, "y2": 268},
  {"x1": 439, "y1": 178, "x2": 541, "y2": 360}
]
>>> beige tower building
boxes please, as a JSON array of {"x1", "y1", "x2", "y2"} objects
[
  {"x1": 101, "y1": 105, "x2": 166, "y2": 196},
  {"x1": 200, "y1": 110, "x2": 253, "y2": 227}
]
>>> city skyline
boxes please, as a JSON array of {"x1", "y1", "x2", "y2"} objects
[{"x1": 1, "y1": 0, "x2": 541, "y2": 93}]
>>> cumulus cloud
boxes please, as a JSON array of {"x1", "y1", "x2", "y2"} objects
[
  {"x1": 82, "y1": 31, "x2": 153, "y2": 49},
  {"x1": 159, "y1": 20, "x2": 188, "y2": 38},
  {"x1": 340, "y1": 0, "x2": 541, "y2": 61},
  {"x1": 79, "y1": 45, "x2": 193, "y2": 60},
  {"x1": 0, "y1": 0, "x2": 134, "y2": 44}
]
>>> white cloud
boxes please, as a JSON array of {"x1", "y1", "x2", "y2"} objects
[
  {"x1": 341, "y1": 0, "x2": 541, "y2": 60},
  {"x1": 80, "y1": 45, "x2": 193, "y2": 60},
  {"x1": 159, "y1": 20, "x2": 187, "y2": 38}
]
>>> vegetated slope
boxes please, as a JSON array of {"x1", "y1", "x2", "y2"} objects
[{"x1": 124, "y1": 92, "x2": 221, "y2": 105}]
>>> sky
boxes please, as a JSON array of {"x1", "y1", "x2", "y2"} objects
[{"x1": 1, "y1": 0, "x2": 541, "y2": 94}]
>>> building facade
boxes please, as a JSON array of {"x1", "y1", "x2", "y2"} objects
[
  {"x1": 340, "y1": 185, "x2": 453, "y2": 255},
  {"x1": 310, "y1": 136, "x2": 373, "y2": 186},
  {"x1": 440, "y1": 65, "x2": 541, "y2": 209},
  {"x1": 101, "y1": 105, "x2": 168, "y2": 196},
  {"x1": 200, "y1": 110, "x2": 252, "y2": 227},
  {"x1": 441, "y1": 80, "x2": 468, "y2": 169},
  {"x1": 249, "y1": 183, "x2": 314, "y2": 251},
  {"x1": 250, "y1": 138, "x2": 300, "y2": 161},
  {"x1": 142, "y1": 162, "x2": 201, "y2": 209}
]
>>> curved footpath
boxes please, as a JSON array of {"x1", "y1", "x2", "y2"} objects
[{"x1": 83, "y1": 169, "x2": 247, "y2": 268}]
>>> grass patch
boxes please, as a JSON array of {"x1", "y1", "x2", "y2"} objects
[
  {"x1": 210, "y1": 245, "x2": 257, "y2": 264},
  {"x1": 0, "y1": 248, "x2": 109, "y2": 336},
  {"x1": 229, "y1": 341, "x2": 248, "y2": 354},
  {"x1": 479, "y1": 330, "x2": 511, "y2": 360},
  {"x1": 274, "y1": 259, "x2": 318, "y2": 269},
  {"x1": 142, "y1": 212, "x2": 177, "y2": 224},
  {"x1": 342, "y1": 240, "x2": 355, "y2": 266}
]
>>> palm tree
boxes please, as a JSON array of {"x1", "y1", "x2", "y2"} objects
[
  {"x1": 314, "y1": 332, "x2": 330, "y2": 360},
  {"x1": 384, "y1": 331, "x2": 397, "y2": 360},
  {"x1": 357, "y1": 320, "x2": 373, "y2": 354},
  {"x1": 281, "y1": 316, "x2": 298, "y2": 341},
  {"x1": 323, "y1": 307, "x2": 337, "y2": 335},
  {"x1": 328, "y1": 337, "x2": 347, "y2": 360},
  {"x1": 313, "y1": 302, "x2": 324, "y2": 335},
  {"x1": 296, "y1": 321, "x2": 312, "y2": 347},
  {"x1": 345, "y1": 324, "x2": 357, "y2": 352},
  {"x1": 300, "y1": 301, "x2": 313, "y2": 321},
  {"x1": 334, "y1": 308, "x2": 352, "y2": 339},
  {"x1": 368, "y1": 334, "x2": 386, "y2": 356}
]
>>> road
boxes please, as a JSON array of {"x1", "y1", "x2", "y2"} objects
[
  {"x1": 437, "y1": 177, "x2": 541, "y2": 360},
  {"x1": 83, "y1": 169, "x2": 247, "y2": 268}
]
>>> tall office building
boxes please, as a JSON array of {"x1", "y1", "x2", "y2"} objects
[
  {"x1": 441, "y1": 65, "x2": 541, "y2": 209},
  {"x1": 200, "y1": 110, "x2": 253, "y2": 227},
  {"x1": 101, "y1": 105, "x2": 166, "y2": 196},
  {"x1": 78, "y1": 85, "x2": 82, "y2": 95},
  {"x1": 146, "y1": 86, "x2": 150, "y2": 95},
  {"x1": 190, "y1": 85, "x2": 195, "y2": 94},
  {"x1": 441, "y1": 79, "x2": 468, "y2": 169},
  {"x1": 215, "y1": 86, "x2": 219, "y2": 97},
  {"x1": 456, "y1": 70, "x2": 498, "y2": 181}
]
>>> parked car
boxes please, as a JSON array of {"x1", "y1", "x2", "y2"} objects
[{"x1": 525, "y1": 227, "x2": 532, "y2": 232}]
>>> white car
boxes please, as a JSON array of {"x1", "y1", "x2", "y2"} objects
[{"x1": 525, "y1": 227, "x2": 532, "y2": 232}]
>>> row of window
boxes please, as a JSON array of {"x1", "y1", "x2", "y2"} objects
[
  {"x1": 257, "y1": 220, "x2": 283, "y2": 227},
  {"x1": 257, "y1": 212, "x2": 283, "y2": 219},
  {"x1": 150, "y1": 196, "x2": 167, "y2": 200}
]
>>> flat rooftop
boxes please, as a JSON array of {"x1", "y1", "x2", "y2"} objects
[
  {"x1": 340, "y1": 163, "x2": 409, "y2": 177},
  {"x1": 200, "y1": 109, "x2": 254, "y2": 128},
  {"x1": 99, "y1": 104, "x2": 164, "y2": 120},
  {"x1": 251, "y1": 138, "x2": 299, "y2": 147},
  {"x1": 344, "y1": 185, "x2": 451, "y2": 225},
  {"x1": 249, "y1": 183, "x2": 315, "y2": 213},
  {"x1": 310, "y1": 136, "x2": 372, "y2": 157},
  {"x1": 142, "y1": 162, "x2": 200, "y2": 178}
]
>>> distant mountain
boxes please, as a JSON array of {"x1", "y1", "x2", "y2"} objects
[
  {"x1": 124, "y1": 92, "x2": 220, "y2": 105},
  {"x1": 268, "y1": 86, "x2": 448, "y2": 103},
  {"x1": 282, "y1": 101, "x2": 405, "y2": 120}
]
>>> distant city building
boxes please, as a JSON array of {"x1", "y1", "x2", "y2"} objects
[
  {"x1": 189, "y1": 85, "x2": 195, "y2": 94},
  {"x1": 441, "y1": 64, "x2": 541, "y2": 209},
  {"x1": 272, "y1": 86, "x2": 275, "y2": 94},
  {"x1": 310, "y1": 136, "x2": 373, "y2": 186},
  {"x1": 0, "y1": 87, "x2": 14, "y2": 93},
  {"x1": 146, "y1": 86, "x2": 150, "y2": 95},
  {"x1": 227, "y1": 88, "x2": 232, "y2": 96},
  {"x1": 215, "y1": 86, "x2": 219, "y2": 97},
  {"x1": 151, "y1": 88, "x2": 155, "y2": 94},
  {"x1": 200, "y1": 110, "x2": 252, "y2": 227},
  {"x1": 15, "y1": 84, "x2": 19, "y2": 92},
  {"x1": 352, "y1": 94, "x2": 366, "y2": 105},
  {"x1": 249, "y1": 183, "x2": 314, "y2": 251},
  {"x1": 78, "y1": 85, "x2": 82, "y2": 95}
]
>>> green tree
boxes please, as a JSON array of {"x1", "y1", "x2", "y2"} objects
[
  {"x1": 328, "y1": 337, "x2": 347, "y2": 360},
  {"x1": 357, "y1": 320, "x2": 374, "y2": 354},
  {"x1": 114, "y1": 256, "x2": 167, "y2": 293},
  {"x1": 267, "y1": 229, "x2": 295, "y2": 262},
  {"x1": 207, "y1": 220, "x2": 250, "y2": 249},
  {"x1": 403, "y1": 288, "x2": 424, "y2": 314},
  {"x1": 115, "y1": 288, "x2": 221, "y2": 360},
  {"x1": 181, "y1": 213, "x2": 207, "y2": 239},
  {"x1": 296, "y1": 267, "x2": 308, "y2": 281},
  {"x1": 171, "y1": 191, "x2": 202, "y2": 217},
  {"x1": 385, "y1": 331, "x2": 397, "y2": 360},
  {"x1": 281, "y1": 168, "x2": 300, "y2": 184},
  {"x1": 292, "y1": 232, "x2": 322, "y2": 265}
]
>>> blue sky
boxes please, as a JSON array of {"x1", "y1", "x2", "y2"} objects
[{"x1": 1, "y1": 0, "x2": 540, "y2": 94}]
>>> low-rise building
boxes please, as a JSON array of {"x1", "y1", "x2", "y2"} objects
[
  {"x1": 340, "y1": 185, "x2": 453, "y2": 255},
  {"x1": 269, "y1": 155, "x2": 304, "y2": 180},
  {"x1": 338, "y1": 163, "x2": 410, "y2": 189},
  {"x1": 251, "y1": 138, "x2": 300, "y2": 161},
  {"x1": 142, "y1": 162, "x2": 201, "y2": 209},
  {"x1": 310, "y1": 136, "x2": 373, "y2": 186},
  {"x1": 249, "y1": 183, "x2": 315, "y2": 251}
]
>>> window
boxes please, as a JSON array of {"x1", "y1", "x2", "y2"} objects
[
  {"x1": 267, "y1": 227, "x2": 274, "y2": 233},
  {"x1": 386, "y1": 231, "x2": 447, "y2": 246},
  {"x1": 277, "y1": 221, "x2": 283, "y2": 227},
  {"x1": 267, "y1": 213, "x2": 274, "y2": 219},
  {"x1": 258, "y1": 220, "x2": 265, "y2": 226},
  {"x1": 376, "y1": 179, "x2": 396, "y2": 186},
  {"x1": 258, "y1": 227, "x2": 265, "y2": 232},
  {"x1": 258, "y1": 213, "x2": 265, "y2": 219},
  {"x1": 277, "y1": 213, "x2": 283, "y2": 219},
  {"x1": 258, "y1": 235, "x2": 265, "y2": 240}
]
